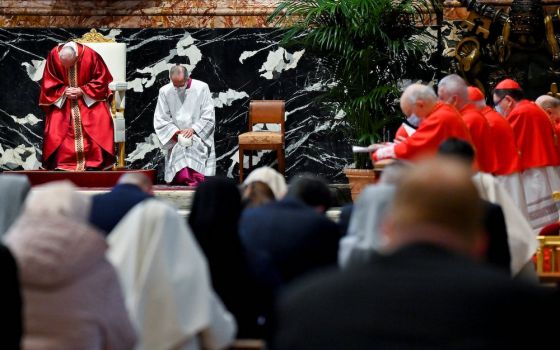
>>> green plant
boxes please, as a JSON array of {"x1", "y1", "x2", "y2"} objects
[{"x1": 269, "y1": 0, "x2": 433, "y2": 168}]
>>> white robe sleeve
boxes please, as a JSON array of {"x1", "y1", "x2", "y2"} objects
[
  {"x1": 154, "y1": 88, "x2": 179, "y2": 148},
  {"x1": 192, "y1": 84, "x2": 215, "y2": 141},
  {"x1": 82, "y1": 91, "x2": 96, "y2": 107},
  {"x1": 54, "y1": 94, "x2": 67, "y2": 108},
  {"x1": 198, "y1": 291, "x2": 237, "y2": 350}
]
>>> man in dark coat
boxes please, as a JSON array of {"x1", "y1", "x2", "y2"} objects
[
  {"x1": 271, "y1": 158, "x2": 558, "y2": 350},
  {"x1": 89, "y1": 173, "x2": 154, "y2": 234}
]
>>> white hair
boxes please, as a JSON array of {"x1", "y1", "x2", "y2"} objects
[
  {"x1": 536, "y1": 95, "x2": 560, "y2": 110},
  {"x1": 438, "y1": 74, "x2": 468, "y2": 102},
  {"x1": 58, "y1": 45, "x2": 77, "y2": 61},
  {"x1": 402, "y1": 83, "x2": 437, "y2": 105}
]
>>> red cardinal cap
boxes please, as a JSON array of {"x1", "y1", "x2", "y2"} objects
[
  {"x1": 495, "y1": 78, "x2": 521, "y2": 90},
  {"x1": 468, "y1": 86, "x2": 485, "y2": 101}
]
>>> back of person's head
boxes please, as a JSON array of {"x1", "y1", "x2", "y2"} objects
[
  {"x1": 437, "y1": 138, "x2": 475, "y2": 166},
  {"x1": 117, "y1": 173, "x2": 153, "y2": 194},
  {"x1": 493, "y1": 78, "x2": 524, "y2": 101},
  {"x1": 242, "y1": 181, "x2": 275, "y2": 209},
  {"x1": 243, "y1": 166, "x2": 287, "y2": 199},
  {"x1": 385, "y1": 157, "x2": 483, "y2": 256},
  {"x1": 468, "y1": 86, "x2": 487, "y2": 109},
  {"x1": 379, "y1": 160, "x2": 412, "y2": 185},
  {"x1": 23, "y1": 181, "x2": 91, "y2": 222},
  {"x1": 189, "y1": 177, "x2": 242, "y2": 244},
  {"x1": 287, "y1": 174, "x2": 332, "y2": 213},
  {"x1": 437, "y1": 74, "x2": 468, "y2": 107}
]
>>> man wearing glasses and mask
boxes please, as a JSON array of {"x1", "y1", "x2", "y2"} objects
[{"x1": 493, "y1": 78, "x2": 560, "y2": 231}]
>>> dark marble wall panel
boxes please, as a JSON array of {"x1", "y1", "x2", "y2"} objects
[{"x1": 0, "y1": 28, "x2": 355, "y2": 183}]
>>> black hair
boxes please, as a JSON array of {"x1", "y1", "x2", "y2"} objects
[
  {"x1": 287, "y1": 174, "x2": 332, "y2": 211},
  {"x1": 437, "y1": 138, "x2": 475, "y2": 164},
  {"x1": 493, "y1": 88, "x2": 524, "y2": 101}
]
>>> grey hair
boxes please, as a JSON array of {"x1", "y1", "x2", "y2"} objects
[
  {"x1": 438, "y1": 74, "x2": 468, "y2": 101},
  {"x1": 117, "y1": 173, "x2": 153, "y2": 193},
  {"x1": 58, "y1": 46, "x2": 77, "y2": 60},
  {"x1": 379, "y1": 160, "x2": 413, "y2": 185},
  {"x1": 169, "y1": 64, "x2": 189, "y2": 79},
  {"x1": 535, "y1": 95, "x2": 560, "y2": 110},
  {"x1": 402, "y1": 83, "x2": 438, "y2": 105}
]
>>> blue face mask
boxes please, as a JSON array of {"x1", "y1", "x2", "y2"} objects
[
  {"x1": 495, "y1": 104, "x2": 506, "y2": 117},
  {"x1": 406, "y1": 114, "x2": 421, "y2": 127}
]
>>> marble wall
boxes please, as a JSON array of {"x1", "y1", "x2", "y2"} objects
[
  {"x1": 0, "y1": 1, "x2": 520, "y2": 183},
  {"x1": 0, "y1": 28, "x2": 356, "y2": 183}
]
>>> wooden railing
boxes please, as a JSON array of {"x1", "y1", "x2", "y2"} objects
[{"x1": 535, "y1": 235, "x2": 560, "y2": 285}]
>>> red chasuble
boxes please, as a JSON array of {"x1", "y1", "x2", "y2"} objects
[
  {"x1": 390, "y1": 102, "x2": 472, "y2": 160},
  {"x1": 480, "y1": 106, "x2": 521, "y2": 175},
  {"x1": 506, "y1": 100, "x2": 560, "y2": 170},
  {"x1": 39, "y1": 43, "x2": 115, "y2": 171},
  {"x1": 460, "y1": 104, "x2": 497, "y2": 173}
]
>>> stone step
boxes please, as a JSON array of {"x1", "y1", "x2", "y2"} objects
[{"x1": 79, "y1": 186, "x2": 342, "y2": 222}]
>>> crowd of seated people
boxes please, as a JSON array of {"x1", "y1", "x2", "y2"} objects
[{"x1": 0, "y1": 151, "x2": 558, "y2": 349}]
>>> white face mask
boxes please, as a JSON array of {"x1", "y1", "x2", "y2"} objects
[
  {"x1": 495, "y1": 104, "x2": 506, "y2": 117},
  {"x1": 406, "y1": 114, "x2": 421, "y2": 127}
]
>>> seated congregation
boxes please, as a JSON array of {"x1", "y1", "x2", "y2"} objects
[{"x1": 3, "y1": 74, "x2": 560, "y2": 349}]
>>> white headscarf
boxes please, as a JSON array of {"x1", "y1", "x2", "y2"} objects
[
  {"x1": 107, "y1": 199, "x2": 235, "y2": 350},
  {"x1": 243, "y1": 167, "x2": 287, "y2": 199},
  {"x1": 338, "y1": 184, "x2": 396, "y2": 268}
]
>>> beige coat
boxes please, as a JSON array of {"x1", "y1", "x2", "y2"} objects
[{"x1": 4, "y1": 182, "x2": 136, "y2": 350}]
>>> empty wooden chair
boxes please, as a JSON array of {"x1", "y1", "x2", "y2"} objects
[{"x1": 238, "y1": 100, "x2": 285, "y2": 183}]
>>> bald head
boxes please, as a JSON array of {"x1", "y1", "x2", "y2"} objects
[
  {"x1": 117, "y1": 173, "x2": 153, "y2": 194},
  {"x1": 437, "y1": 74, "x2": 469, "y2": 109},
  {"x1": 384, "y1": 157, "x2": 483, "y2": 256},
  {"x1": 536, "y1": 95, "x2": 560, "y2": 123},
  {"x1": 170, "y1": 65, "x2": 189, "y2": 88},
  {"x1": 400, "y1": 83, "x2": 438, "y2": 120},
  {"x1": 59, "y1": 46, "x2": 77, "y2": 69}
]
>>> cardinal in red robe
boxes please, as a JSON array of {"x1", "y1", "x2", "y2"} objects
[
  {"x1": 39, "y1": 41, "x2": 115, "y2": 171},
  {"x1": 372, "y1": 83, "x2": 472, "y2": 162}
]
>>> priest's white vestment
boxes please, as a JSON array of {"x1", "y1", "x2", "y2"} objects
[{"x1": 154, "y1": 79, "x2": 216, "y2": 183}]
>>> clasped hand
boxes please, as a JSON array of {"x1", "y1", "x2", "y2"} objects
[
  {"x1": 178, "y1": 128, "x2": 195, "y2": 138},
  {"x1": 64, "y1": 87, "x2": 83, "y2": 100}
]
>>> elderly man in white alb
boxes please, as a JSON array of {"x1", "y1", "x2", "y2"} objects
[{"x1": 154, "y1": 65, "x2": 216, "y2": 186}]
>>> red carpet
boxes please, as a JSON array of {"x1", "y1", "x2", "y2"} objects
[{"x1": 5, "y1": 169, "x2": 158, "y2": 188}]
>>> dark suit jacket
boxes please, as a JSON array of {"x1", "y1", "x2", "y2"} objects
[
  {"x1": 482, "y1": 200, "x2": 511, "y2": 273},
  {"x1": 272, "y1": 243, "x2": 558, "y2": 350},
  {"x1": 0, "y1": 244, "x2": 22, "y2": 349},
  {"x1": 89, "y1": 184, "x2": 153, "y2": 234},
  {"x1": 239, "y1": 197, "x2": 342, "y2": 289}
]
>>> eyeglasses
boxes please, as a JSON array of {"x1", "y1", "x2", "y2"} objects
[{"x1": 494, "y1": 96, "x2": 507, "y2": 107}]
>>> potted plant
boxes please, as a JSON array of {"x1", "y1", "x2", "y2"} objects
[{"x1": 269, "y1": 0, "x2": 433, "y2": 200}]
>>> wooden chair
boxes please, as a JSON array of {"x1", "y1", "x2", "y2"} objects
[
  {"x1": 238, "y1": 100, "x2": 285, "y2": 183},
  {"x1": 229, "y1": 339, "x2": 265, "y2": 350}
]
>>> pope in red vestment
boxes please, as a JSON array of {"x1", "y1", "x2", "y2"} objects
[{"x1": 39, "y1": 42, "x2": 115, "y2": 171}]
